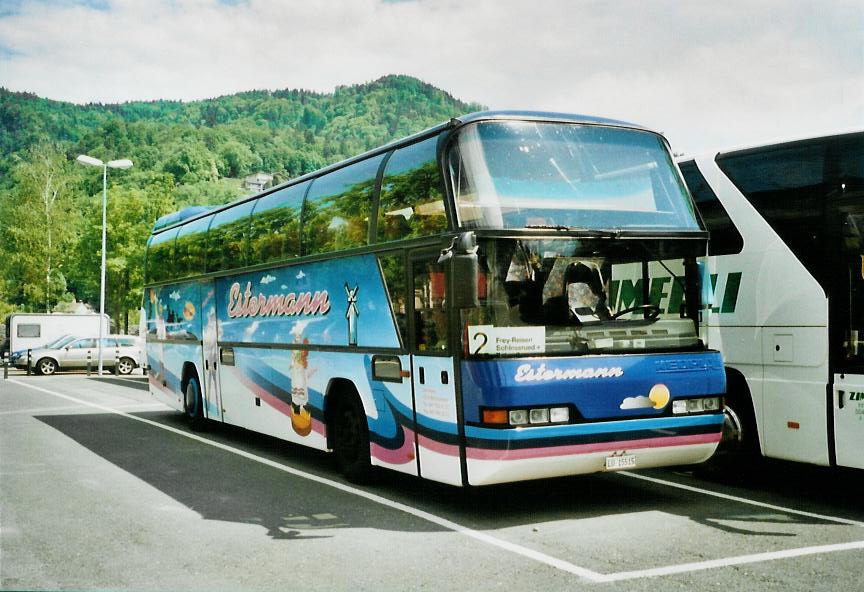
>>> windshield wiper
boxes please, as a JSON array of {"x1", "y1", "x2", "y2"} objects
[{"x1": 523, "y1": 224, "x2": 621, "y2": 238}]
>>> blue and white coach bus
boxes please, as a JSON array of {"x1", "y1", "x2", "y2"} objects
[{"x1": 143, "y1": 111, "x2": 726, "y2": 486}]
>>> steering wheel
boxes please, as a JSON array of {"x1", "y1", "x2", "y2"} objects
[{"x1": 611, "y1": 304, "x2": 661, "y2": 320}]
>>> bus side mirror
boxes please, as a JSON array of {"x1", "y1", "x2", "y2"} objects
[{"x1": 439, "y1": 232, "x2": 480, "y2": 309}]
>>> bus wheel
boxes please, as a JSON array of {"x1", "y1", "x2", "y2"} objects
[
  {"x1": 716, "y1": 390, "x2": 759, "y2": 467},
  {"x1": 117, "y1": 357, "x2": 135, "y2": 375},
  {"x1": 332, "y1": 395, "x2": 372, "y2": 483},
  {"x1": 184, "y1": 375, "x2": 205, "y2": 430},
  {"x1": 37, "y1": 358, "x2": 57, "y2": 376}
]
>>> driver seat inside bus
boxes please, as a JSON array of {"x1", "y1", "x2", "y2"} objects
[{"x1": 544, "y1": 261, "x2": 611, "y2": 324}]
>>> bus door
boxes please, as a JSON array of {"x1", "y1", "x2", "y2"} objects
[
  {"x1": 831, "y1": 210, "x2": 864, "y2": 469},
  {"x1": 409, "y1": 251, "x2": 462, "y2": 485},
  {"x1": 200, "y1": 280, "x2": 223, "y2": 422}
]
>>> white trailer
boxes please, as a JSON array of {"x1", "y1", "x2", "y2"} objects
[{"x1": 2, "y1": 313, "x2": 111, "y2": 358}]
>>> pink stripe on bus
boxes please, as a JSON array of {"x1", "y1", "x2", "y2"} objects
[
  {"x1": 465, "y1": 432, "x2": 721, "y2": 461},
  {"x1": 371, "y1": 427, "x2": 417, "y2": 465}
]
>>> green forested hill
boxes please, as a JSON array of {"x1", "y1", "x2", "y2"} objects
[{"x1": 0, "y1": 75, "x2": 483, "y2": 328}]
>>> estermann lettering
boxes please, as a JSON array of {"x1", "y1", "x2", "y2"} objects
[
  {"x1": 227, "y1": 281, "x2": 331, "y2": 319},
  {"x1": 514, "y1": 363, "x2": 624, "y2": 383}
]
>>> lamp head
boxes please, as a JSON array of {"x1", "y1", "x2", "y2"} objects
[
  {"x1": 77, "y1": 154, "x2": 104, "y2": 167},
  {"x1": 107, "y1": 159, "x2": 133, "y2": 170}
]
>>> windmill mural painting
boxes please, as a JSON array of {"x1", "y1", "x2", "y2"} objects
[{"x1": 345, "y1": 283, "x2": 359, "y2": 346}]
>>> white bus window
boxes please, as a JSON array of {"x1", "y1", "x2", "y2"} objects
[{"x1": 679, "y1": 160, "x2": 743, "y2": 256}]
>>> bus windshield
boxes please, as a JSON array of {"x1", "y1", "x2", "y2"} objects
[
  {"x1": 462, "y1": 237, "x2": 702, "y2": 358},
  {"x1": 448, "y1": 121, "x2": 699, "y2": 231}
]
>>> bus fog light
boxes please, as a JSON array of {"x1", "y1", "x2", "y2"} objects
[
  {"x1": 672, "y1": 400, "x2": 688, "y2": 414},
  {"x1": 550, "y1": 407, "x2": 570, "y2": 423},
  {"x1": 509, "y1": 409, "x2": 529, "y2": 426},
  {"x1": 529, "y1": 408, "x2": 549, "y2": 424}
]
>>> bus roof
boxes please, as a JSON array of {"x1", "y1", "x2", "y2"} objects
[
  {"x1": 676, "y1": 128, "x2": 864, "y2": 163},
  {"x1": 152, "y1": 110, "x2": 654, "y2": 235}
]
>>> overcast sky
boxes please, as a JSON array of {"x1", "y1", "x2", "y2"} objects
[{"x1": 0, "y1": 0, "x2": 861, "y2": 154}]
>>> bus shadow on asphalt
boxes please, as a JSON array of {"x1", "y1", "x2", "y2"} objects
[
  {"x1": 35, "y1": 411, "x2": 444, "y2": 540},
  {"x1": 35, "y1": 410, "x2": 858, "y2": 540}
]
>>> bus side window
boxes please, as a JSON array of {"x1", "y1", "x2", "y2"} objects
[
  {"x1": 377, "y1": 253, "x2": 408, "y2": 347},
  {"x1": 679, "y1": 160, "x2": 743, "y2": 256},
  {"x1": 413, "y1": 260, "x2": 448, "y2": 352},
  {"x1": 716, "y1": 141, "x2": 830, "y2": 286},
  {"x1": 249, "y1": 181, "x2": 306, "y2": 266},
  {"x1": 174, "y1": 214, "x2": 213, "y2": 278},
  {"x1": 146, "y1": 227, "x2": 180, "y2": 284},
  {"x1": 303, "y1": 154, "x2": 386, "y2": 255},
  {"x1": 207, "y1": 200, "x2": 255, "y2": 273},
  {"x1": 377, "y1": 135, "x2": 447, "y2": 243}
]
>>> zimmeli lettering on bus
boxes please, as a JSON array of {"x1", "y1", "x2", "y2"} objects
[{"x1": 608, "y1": 271, "x2": 742, "y2": 315}]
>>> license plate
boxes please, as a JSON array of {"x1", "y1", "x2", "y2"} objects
[{"x1": 605, "y1": 454, "x2": 636, "y2": 471}]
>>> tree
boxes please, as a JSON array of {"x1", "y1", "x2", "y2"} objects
[
  {"x1": 70, "y1": 180, "x2": 175, "y2": 332},
  {"x1": 0, "y1": 144, "x2": 79, "y2": 311},
  {"x1": 161, "y1": 140, "x2": 217, "y2": 185},
  {"x1": 217, "y1": 139, "x2": 261, "y2": 178}
]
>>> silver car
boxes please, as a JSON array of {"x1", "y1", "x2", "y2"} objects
[{"x1": 15, "y1": 335, "x2": 145, "y2": 376}]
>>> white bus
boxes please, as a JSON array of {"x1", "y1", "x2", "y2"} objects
[{"x1": 677, "y1": 130, "x2": 864, "y2": 470}]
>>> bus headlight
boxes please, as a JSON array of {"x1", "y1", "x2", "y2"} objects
[
  {"x1": 673, "y1": 397, "x2": 721, "y2": 415},
  {"x1": 481, "y1": 406, "x2": 571, "y2": 427},
  {"x1": 549, "y1": 407, "x2": 570, "y2": 423},
  {"x1": 529, "y1": 408, "x2": 550, "y2": 424}
]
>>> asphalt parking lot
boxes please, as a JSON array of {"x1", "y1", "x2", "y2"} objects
[{"x1": 2, "y1": 370, "x2": 863, "y2": 591}]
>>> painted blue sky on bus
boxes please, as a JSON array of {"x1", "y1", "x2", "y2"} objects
[
  {"x1": 216, "y1": 255, "x2": 400, "y2": 349},
  {"x1": 0, "y1": 0, "x2": 859, "y2": 154}
]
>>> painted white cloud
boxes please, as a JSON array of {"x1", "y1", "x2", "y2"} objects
[
  {"x1": 295, "y1": 270, "x2": 305, "y2": 280},
  {"x1": 0, "y1": 0, "x2": 860, "y2": 153},
  {"x1": 243, "y1": 320, "x2": 260, "y2": 341},
  {"x1": 169, "y1": 290, "x2": 181, "y2": 301},
  {"x1": 619, "y1": 395, "x2": 654, "y2": 410},
  {"x1": 260, "y1": 274, "x2": 276, "y2": 285}
]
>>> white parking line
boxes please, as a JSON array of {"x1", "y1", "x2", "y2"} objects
[
  {"x1": 618, "y1": 471, "x2": 864, "y2": 527},
  {"x1": 0, "y1": 402, "x2": 166, "y2": 416},
  {"x1": 597, "y1": 540, "x2": 864, "y2": 583},
  {"x1": 10, "y1": 377, "x2": 863, "y2": 585}
]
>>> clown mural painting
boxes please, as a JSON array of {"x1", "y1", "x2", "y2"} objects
[{"x1": 290, "y1": 333, "x2": 315, "y2": 437}]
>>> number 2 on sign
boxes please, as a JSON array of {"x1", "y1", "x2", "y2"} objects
[{"x1": 472, "y1": 332, "x2": 488, "y2": 355}]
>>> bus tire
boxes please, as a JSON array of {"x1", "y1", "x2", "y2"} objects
[
  {"x1": 331, "y1": 393, "x2": 373, "y2": 483},
  {"x1": 37, "y1": 358, "x2": 57, "y2": 376},
  {"x1": 183, "y1": 374, "x2": 205, "y2": 430},
  {"x1": 117, "y1": 357, "x2": 135, "y2": 375},
  {"x1": 714, "y1": 375, "x2": 760, "y2": 470}
]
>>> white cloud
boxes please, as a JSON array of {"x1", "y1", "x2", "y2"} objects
[
  {"x1": 243, "y1": 319, "x2": 260, "y2": 341},
  {"x1": 0, "y1": 0, "x2": 861, "y2": 152},
  {"x1": 619, "y1": 395, "x2": 654, "y2": 410}
]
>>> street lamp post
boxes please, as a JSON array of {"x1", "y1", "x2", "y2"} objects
[{"x1": 76, "y1": 154, "x2": 133, "y2": 376}]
